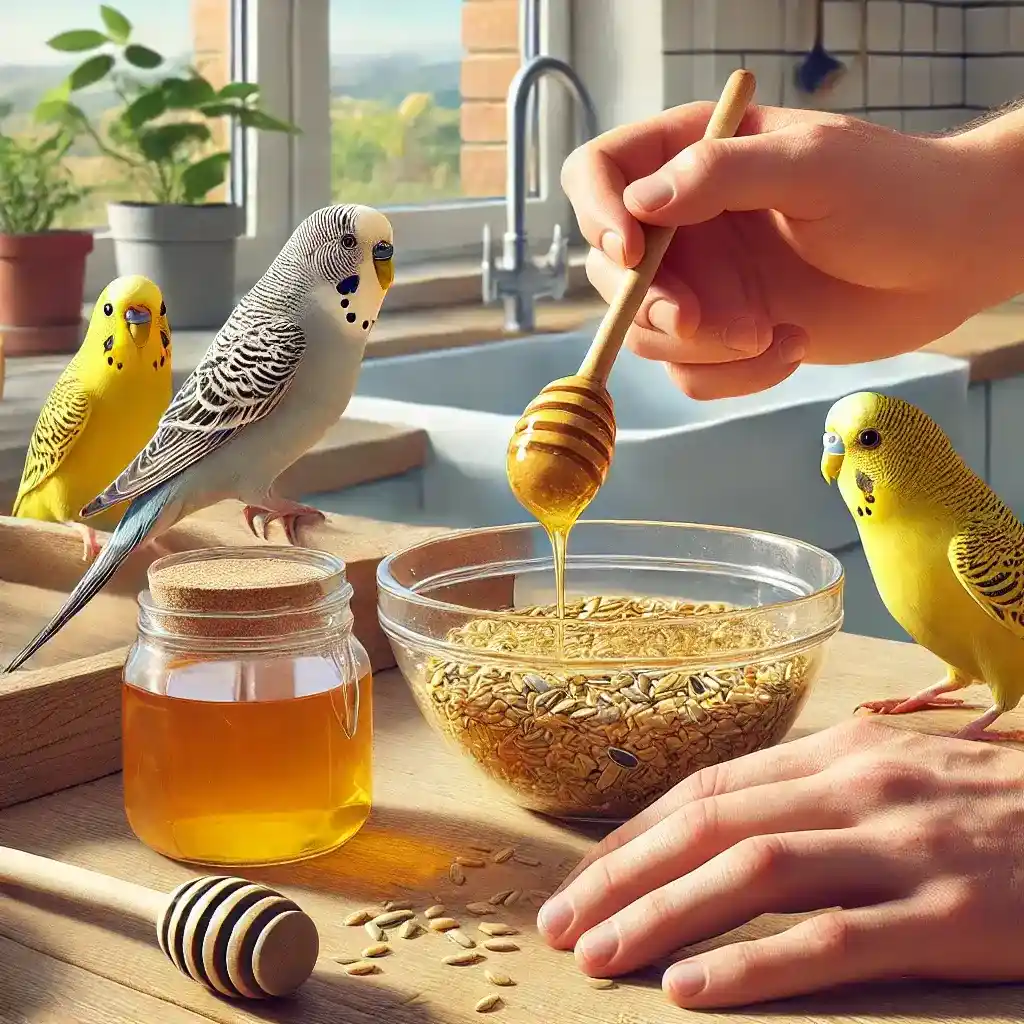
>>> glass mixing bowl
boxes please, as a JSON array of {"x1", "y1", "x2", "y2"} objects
[{"x1": 377, "y1": 521, "x2": 843, "y2": 821}]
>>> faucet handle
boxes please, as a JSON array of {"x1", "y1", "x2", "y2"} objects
[
  {"x1": 481, "y1": 222, "x2": 498, "y2": 303},
  {"x1": 541, "y1": 223, "x2": 569, "y2": 300}
]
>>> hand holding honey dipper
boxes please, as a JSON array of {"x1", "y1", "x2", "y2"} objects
[{"x1": 505, "y1": 70, "x2": 757, "y2": 618}]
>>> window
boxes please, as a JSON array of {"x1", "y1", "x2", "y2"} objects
[{"x1": 4, "y1": 0, "x2": 574, "y2": 304}]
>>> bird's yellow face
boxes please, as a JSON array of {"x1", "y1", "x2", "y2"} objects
[
  {"x1": 84, "y1": 275, "x2": 172, "y2": 385},
  {"x1": 820, "y1": 392, "x2": 884, "y2": 485}
]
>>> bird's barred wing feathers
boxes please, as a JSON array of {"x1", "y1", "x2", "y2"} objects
[
  {"x1": 947, "y1": 523, "x2": 1024, "y2": 641},
  {"x1": 81, "y1": 319, "x2": 306, "y2": 516},
  {"x1": 13, "y1": 368, "x2": 91, "y2": 512}
]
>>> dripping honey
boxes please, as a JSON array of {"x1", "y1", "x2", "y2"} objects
[
  {"x1": 123, "y1": 548, "x2": 372, "y2": 867},
  {"x1": 122, "y1": 667, "x2": 373, "y2": 866}
]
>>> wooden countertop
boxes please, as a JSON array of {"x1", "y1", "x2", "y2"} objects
[{"x1": 2, "y1": 631, "x2": 1023, "y2": 1023}]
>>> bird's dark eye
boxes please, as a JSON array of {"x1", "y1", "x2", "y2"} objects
[
  {"x1": 341, "y1": 233, "x2": 358, "y2": 249},
  {"x1": 858, "y1": 428, "x2": 881, "y2": 449},
  {"x1": 103, "y1": 303, "x2": 113, "y2": 316},
  {"x1": 160, "y1": 302, "x2": 166, "y2": 316},
  {"x1": 372, "y1": 239, "x2": 394, "y2": 261}
]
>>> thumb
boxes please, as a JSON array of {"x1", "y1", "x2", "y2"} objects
[{"x1": 623, "y1": 128, "x2": 834, "y2": 227}]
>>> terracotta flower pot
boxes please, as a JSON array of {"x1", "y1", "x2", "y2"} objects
[{"x1": 0, "y1": 231, "x2": 94, "y2": 356}]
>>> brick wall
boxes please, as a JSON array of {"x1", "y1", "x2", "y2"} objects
[{"x1": 459, "y1": 0, "x2": 520, "y2": 197}]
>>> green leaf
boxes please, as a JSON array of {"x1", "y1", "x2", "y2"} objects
[
  {"x1": 217, "y1": 82, "x2": 260, "y2": 101},
  {"x1": 235, "y1": 108, "x2": 301, "y2": 133},
  {"x1": 68, "y1": 54, "x2": 115, "y2": 91},
  {"x1": 124, "y1": 44, "x2": 163, "y2": 69},
  {"x1": 34, "y1": 98, "x2": 87, "y2": 125},
  {"x1": 137, "y1": 122, "x2": 211, "y2": 162},
  {"x1": 196, "y1": 100, "x2": 243, "y2": 118},
  {"x1": 181, "y1": 151, "x2": 231, "y2": 203},
  {"x1": 46, "y1": 29, "x2": 108, "y2": 52},
  {"x1": 163, "y1": 76, "x2": 217, "y2": 109},
  {"x1": 100, "y1": 5, "x2": 132, "y2": 43},
  {"x1": 123, "y1": 88, "x2": 166, "y2": 129}
]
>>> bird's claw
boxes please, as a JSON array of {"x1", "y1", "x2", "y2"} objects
[
  {"x1": 69, "y1": 522, "x2": 104, "y2": 563},
  {"x1": 855, "y1": 696, "x2": 971, "y2": 715},
  {"x1": 242, "y1": 503, "x2": 325, "y2": 546}
]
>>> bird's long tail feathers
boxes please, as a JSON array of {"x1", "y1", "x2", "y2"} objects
[{"x1": 3, "y1": 482, "x2": 178, "y2": 674}]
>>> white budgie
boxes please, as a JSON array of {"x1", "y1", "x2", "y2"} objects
[{"x1": 4, "y1": 203, "x2": 394, "y2": 674}]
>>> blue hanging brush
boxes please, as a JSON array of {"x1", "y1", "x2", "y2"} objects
[{"x1": 795, "y1": 0, "x2": 846, "y2": 94}]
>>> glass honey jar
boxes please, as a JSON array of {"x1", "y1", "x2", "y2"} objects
[{"x1": 122, "y1": 545, "x2": 372, "y2": 867}]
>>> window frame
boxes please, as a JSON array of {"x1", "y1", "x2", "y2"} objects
[{"x1": 82, "y1": 0, "x2": 575, "y2": 302}]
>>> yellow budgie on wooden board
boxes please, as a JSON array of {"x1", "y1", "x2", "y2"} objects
[
  {"x1": 821, "y1": 390, "x2": 1024, "y2": 743},
  {"x1": 12, "y1": 274, "x2": 173, "y2": 561}
]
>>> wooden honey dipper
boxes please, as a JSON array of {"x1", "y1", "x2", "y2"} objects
[
  {"x1": 0, "y1": 845, "x2": 319, "y2": 999},
  {"x1": 506, "y1": 68, "x2": 757, "y2": 530}
]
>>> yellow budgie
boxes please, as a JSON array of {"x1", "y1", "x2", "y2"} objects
[
  {"x1": 12, "y1": 275, "x2": 173, "y2": 561},
  {"x1": 821, "y1": 390, "x2": 1024, "y2": 743}
]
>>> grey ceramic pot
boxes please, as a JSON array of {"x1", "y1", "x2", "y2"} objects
[{"x1": 107, "y1": 202, "x2": 246, "y2": 330}]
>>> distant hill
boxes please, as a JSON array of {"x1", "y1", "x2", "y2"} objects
[{"x1": 0, "y1": 51, "x2": 462, "y2": 121}]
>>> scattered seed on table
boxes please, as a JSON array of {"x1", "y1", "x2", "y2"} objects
[
  {"x1": 449, "y1": 862, "x2": 466, "y2": 886},
  {"x1": 587, "y1": 978, "x2": 616, "y2": 990},
  {"x1": 466, "y1": 901, "x2": 495, "y2": 916},
  {"x1": 488, "y1": 890, "x2": 514, "y2": 906},
  {"x1": 492, "y1": 846, "x2": 515, "y2": 864},
  {"x1": 364, "y1": 921, "x2": 386, "y2": 942},
  {"x1": 428, "y1": 916, "x2": 460, "y2": 932},
  {"x1": 345, "y1": 961, "x2": 380, "y2": 976},
  {"x1": 478, "y1": 922, "x2": 518, "y2": 937},
  {"x1": 383, "y1": 900, "x2": 413, "y2": 912},
  {"x1": 483, "y1": 939, "x2": 520, "y2": 953},
  {"x1": 399, "y1": 920, "x2": 422, "y2": 939},
  {"x1": 485, "y1": 970, "x2": 515, "y2": 987},
  {"x1": 512, "y1": 853, "x2": 541, "y2": 867},
  {"x1": 475, "y1": 994, "x2": 503, "y2": 1013},
  {"x1": 468, "y1": 843, "x2": 494, "y2": 854},
  {"x1": 442, "y1": 951, "x2": 484, "y2": 966},
  {"x1": 361, "y1": 943, "x2": 391, "y2": 958},
  {"x1": 502, "y1": 889, "x2": 523, "y2": 907},
  {"x1": 456, "y1": 856, "x2": 487, "y2": 868},
  {"x1": 425, "y1": 905, "x2": 447, "y2": 919},
  {"x1": 344, "y1": 909, "x2": 373, "y2": 926},
  {"x1": 334, "y1": 956, "x2": 361, "y2": 965},
  {"x1": 373, "y1": 910, "x2": 414, "y2": 928},
  {"x1": 446, "y1": 928, "x2": 477, "y2": 949}
]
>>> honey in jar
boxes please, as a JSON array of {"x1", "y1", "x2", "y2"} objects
[{"x1": 122, "y1": 546, "x2": 372, "y2": 867}]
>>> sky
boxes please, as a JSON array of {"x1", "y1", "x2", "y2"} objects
[{"x1": 0, "y1": 0, "x2": 464, "y2": 66}]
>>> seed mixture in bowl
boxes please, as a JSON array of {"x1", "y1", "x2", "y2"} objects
[{"x1": 418, "y1": 595, "x2": 819, "y2": 819}]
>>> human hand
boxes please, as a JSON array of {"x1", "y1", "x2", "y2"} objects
[
  {"x1": 537, "y1": 716, "x2": 1024, "y2": 1008},
  {"x1": 561, "y1": 103, "x2": 1016, "y2": 399}
]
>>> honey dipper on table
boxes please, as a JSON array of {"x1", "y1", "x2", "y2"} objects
[
  {"x1": 505, "y1": 69, "x2": 757, "y2": 614},
  {"x1": 0, "y1": 844, "x2": 319, "y2": 999}
]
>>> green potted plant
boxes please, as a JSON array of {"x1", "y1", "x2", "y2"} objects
[
  {"x1": 39, "y1": 5, "x2": 299, "y2": 329},
  {"x1": 0, "y1": 102, "x2": 92, "y2": 356}
]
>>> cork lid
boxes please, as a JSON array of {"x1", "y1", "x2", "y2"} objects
[{"x1": 143, "y1": 546, "x2": 349, "y2": 641}]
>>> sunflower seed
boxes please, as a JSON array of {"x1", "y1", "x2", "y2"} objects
[
  {"x1": 468, "y1": 843, "x2": 494, "y2": 854},
  {"x1": 502, "y1": 889, "x2": 523, "y2": 906},
  {"x1": 383, "y1": 900, "x2": 413, "y2": 912},
  {"x1": 372, "y1": 910, "x2": 414, "y2": 928},
  {"x1": 587, "y1": 977, "x2": 616, "y2": 989},
  {"x1": 443, "y1": 951, "x2": 484, "y2": 966},
  {"x1": 478, "y1": 922, "x2": 518, "y2": 936},
  {"x1": 361, "y1": 943, "x2": 391, "y2": 958},
  {"x1": 364, "y1": 921, "x2": 386, "y2": 943},
  {"x1": 399, "y1": 920, "x2": 421, "y2": 939},
  {"x1": 449, "y1": 862, "x2": 466, "y2": 885},
  {"x1": 492, "y1": 846, "x2": 515, "y2": 864},
  {"x1": 428, "y1": 917, "x2": 460, "y2": 932},
  {"x1": 447, "y1": 928, "x2": 477, "y2": 949},
  {"x1": 456, "y1": 856, "x2": 487, "y2": 868},
  {"x1": 345, "y1": 961, "x2": 380, "y2": 976},
  {"x1": 466, "y1": 901, "x2": 496, "y2": 916},
  {"x1": 344, "y1": 909, "x2": 374, "y2": 926},
  {"x1": 607, "y1": 746, "x2": 640, "y2": 769},
  {"x1": 512, "y1": 853, "x2": 541, "y2": 867},
  {"x1": 482, "y1": 939, "x2": 520, "y2": 953},
  {"x1": 485, "y1": 969, "x2": 515, "y2": 986},
  {"x1": 475, "y1": 994, "x2": 503, "y2": 1013},
  {"x1": 488, "y1": 890, "x2": 514, "y2": 906},
  {"x1": 334, "y1": 956, "x2": 361, "y2": 965},
  {"x1": 424, "y1": 905, "x2": 447, "y2": 919}
]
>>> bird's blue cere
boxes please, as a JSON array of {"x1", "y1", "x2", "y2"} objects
[
  {"x1": 124, "y1": 306, "x2": 152, "y2": 325},
  {"x1": 822, "y1": 431, "x2": 845, "y2": 455}
]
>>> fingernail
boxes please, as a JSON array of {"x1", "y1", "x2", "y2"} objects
[
  {"x1": 648, "y1": 299, "x2": 679, "y2": 335},
  {"x1": 537, "y1": 897, "x2": 573, "y2": 939},
  {"x1": 626, "y1": 173, "x2": 675, "y2": 213},
  {"x1": 778, "y1": 332, "x2": 807, "y2": 363},
  {"x1": 578, "y1": 925, "x2": 618, "y2": 970},
  {"x1": 666, "y1": 960, "x2": 707, "y2": 999},
  {"x1": 723, "y1": 317, "x2": 760, "y2": 355},
  {"x1": 599, "y1": 230, "x2": 626, "y2": 266}
]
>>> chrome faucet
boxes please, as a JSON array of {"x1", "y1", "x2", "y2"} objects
[{"x1": 481, "y1": 54, "x2": 599, "y2": 333}]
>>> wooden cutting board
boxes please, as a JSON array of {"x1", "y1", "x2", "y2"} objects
[{"x1": 1, "y1": 633, "x2": 1023, "y2": 1023}]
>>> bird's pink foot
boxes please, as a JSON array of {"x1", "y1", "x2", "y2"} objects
[
  {"x1": 951, "y1": 707, "x2": 1024, "y2": 743},
  {"x1": 855, "y1": 695, "x2": 975, "y2": 716},
  {"x1": 68, "y1": 522, "x2": 103, "y2": 563},
  {"x1": 242, "y1": 500, "x2": 325, "y2": 546}
]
